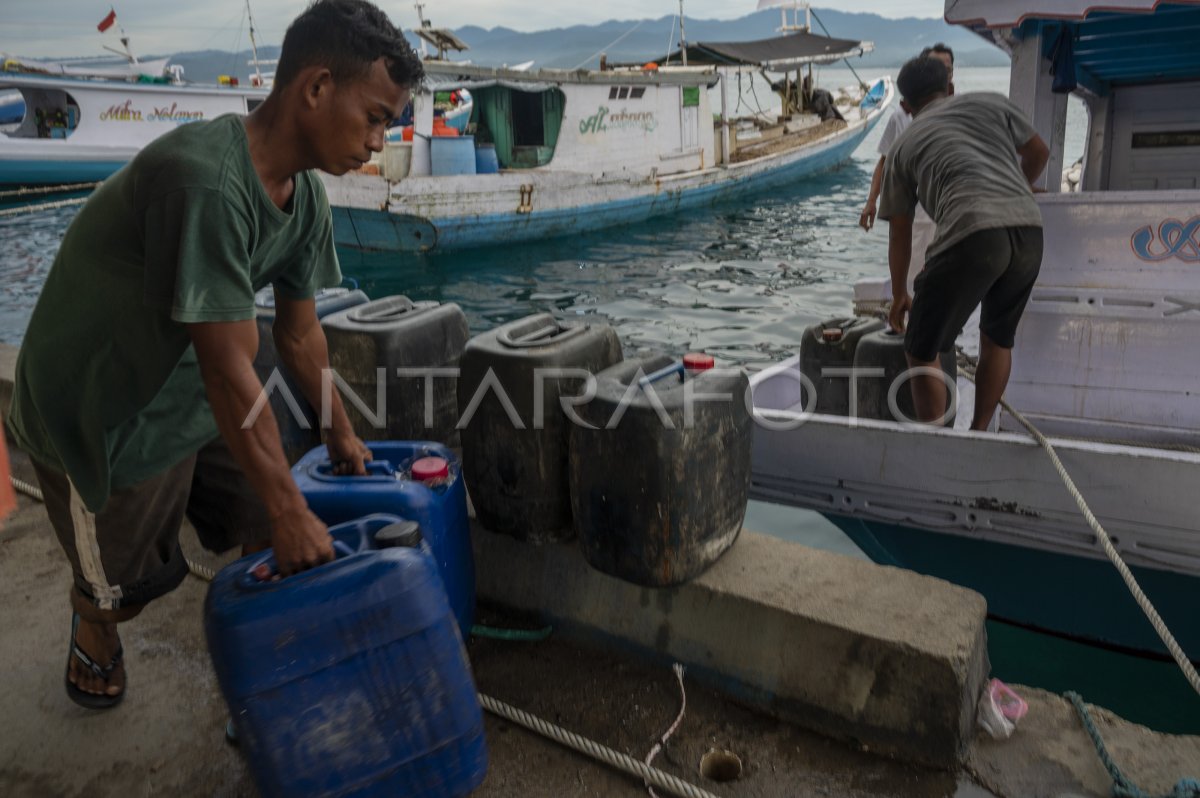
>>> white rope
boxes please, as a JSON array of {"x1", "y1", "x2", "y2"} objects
[
  {"x1": 957, "y1": 358, "x2": 1200, "y2": 696},
  {"x1": 0, "y1": 182, "x2": 99, "y2": 200},
  {"x1": 187, "y1": 559, "x2": 218, "y2": 582},
  {"x1": 11, "y1": 475, "x2": 43, "y2": 502},
  {"x1": 572, "y1": 19, "x2": 646, "y2": 70},
  {"x1": 0, "y1": 197, "x2": 88, "y2": 218},
  {"x1": 479, "y1": 692, "x2": 720, "y2": 798},
  {"x1": 645, "y1": 663, "x2": 687, "y2": 798}
]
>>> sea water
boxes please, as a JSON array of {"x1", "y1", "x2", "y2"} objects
[{"x1": 3, "y1": 67, "x2": 1196, "y2": 734}]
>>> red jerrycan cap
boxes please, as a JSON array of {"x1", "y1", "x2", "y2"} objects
[
  {"x1": 683, "y1": 352, "x2": 715, "y2": 371},
  {"x1": 411, "y1": 456, "x2": 450, "y2": 483},
  {"x1": 821, "y1": 327, "x2": 844, "y2": 343}
]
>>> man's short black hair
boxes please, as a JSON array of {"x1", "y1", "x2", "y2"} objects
[
  {"x1": 920, "y1": 43, "x2": 955, "y2": 65},
  {"x1": 275, "y1": 0, "x2": 424, "y2": 90},
  {"x1": 897, "y1": 56, "x2": 950, "y2": 111}
]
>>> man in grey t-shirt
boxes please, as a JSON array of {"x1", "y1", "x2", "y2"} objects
[{"x1": 878, "y1": 56, "x2": 1050, "y2": 430}]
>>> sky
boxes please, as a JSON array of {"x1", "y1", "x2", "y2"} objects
[{"x1": 5, "y1": 1, "x2": 946, "y2": 59}]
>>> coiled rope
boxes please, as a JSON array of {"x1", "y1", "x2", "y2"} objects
[
  {"x1": 478, "y1": 692, "x2": 720, "y2": 798},
  {"x1": 1066, "y1": 692, "x2": 1199, "y2": 798},
  {"x1": 0, "y1": 197, "x2": 88, "y2": 218},
  {"x1": 956, "y1": 352, "x2": 1200, "y2": 696}
]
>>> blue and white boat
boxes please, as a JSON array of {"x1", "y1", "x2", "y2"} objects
[
  {"x1": 321, "y1": 22, "x2": 889, "y2": 253},
  {"x1": 750, "y1": 0, "x2": 1200, "y2": 666},
  {"x1": 0, "y1": 59, "x2": 266, "y2": 186}
]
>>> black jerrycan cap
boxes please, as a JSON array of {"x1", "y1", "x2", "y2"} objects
[{"x1": 374, "y1": 520, "x2": 424, "y2": 549}]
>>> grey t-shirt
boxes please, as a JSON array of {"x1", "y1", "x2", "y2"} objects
[{"x1": 878, "y1": 92, "x2": 1042, "y2": 259}]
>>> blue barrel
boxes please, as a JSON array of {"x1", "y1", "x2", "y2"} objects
[
  {"x1": 253, "y1": 286, "x2": 370, "y2": 463},
  {"x1": 205, "y1": 514, "x2": 488, "y2": 798},
  {"x1": 474, "y1": 144, "x2": 499, "y2": 174},
  {"x1": 292, "y1": 441, "x2": 475, "y2": 636},
  {"x1": 431, "y1": 135, "x2": 476, "y2": 176}
]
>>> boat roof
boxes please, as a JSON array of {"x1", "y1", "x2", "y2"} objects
[
  {"x1": 421, "y1": 60, "x2": 720, "y2": 91},
  {"x1": 945, "y1": 0, "x2": 1200, "y2": 89},
  {"x1": 650, "y1": 31, "x2": 873, "y2": 70}
]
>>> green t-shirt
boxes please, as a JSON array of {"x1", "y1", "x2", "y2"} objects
[{"x1": 6, "y1": 114, "x2": 341, "y2": 511}]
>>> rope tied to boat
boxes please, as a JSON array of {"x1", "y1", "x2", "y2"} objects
[
  {"x1": 1066, "y1": 692, "x2": 1200, "y2": 798},
  {"x1": 0, "y1": 182, "x2": 99, "y2": 200},
  {"x1": 955, "y1": 350, "x2": 1200, "y2": 697}
]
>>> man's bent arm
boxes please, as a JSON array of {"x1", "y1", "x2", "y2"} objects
[
  {"x1": 271, "y1": 296, "x2": 369, "y2": 471},
  {"x1": 189, "y1": 320, "x2": 333, "y2": 573},
  {"x1": 1016, "y1": 134, "x2": 1050, "y2": 187}
]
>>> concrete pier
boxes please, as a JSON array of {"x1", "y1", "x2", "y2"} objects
[
  {"x1": 473, "y1": 525, "x2": 990, "y2": 769},
  {"x1": 2, "y1": 341, "x2": 1198, "y2": 797}
]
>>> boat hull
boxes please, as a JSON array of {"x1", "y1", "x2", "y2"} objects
[
  {"x1": 329, "y1": 115, "x2": 880, "y2": 253},
  {"x1": 828, "y1": 515, "x2": 1199, "y2": 662},
  {"x1": 749, "y1": 356, "x2": 1200, "y2": 661}
]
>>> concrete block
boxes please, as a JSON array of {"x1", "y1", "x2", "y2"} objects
[{"x1": 473, "y1": 525, "x2": 990, "y2": 769}]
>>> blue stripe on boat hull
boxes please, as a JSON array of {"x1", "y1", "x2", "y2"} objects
[
  {"x1": 334, "y1": 117, "x2": 878, "y2": 253},
  {"x1": 0, "y1": 159, "x2": 125, "y2": 185},
  {"x1": 828, "y1": 515, "x2": 1200, "y2": 663}
]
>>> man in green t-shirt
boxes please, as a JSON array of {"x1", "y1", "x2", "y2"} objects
[{"x1": 5, "y1": 0, "x2": 423, "y2": 709}]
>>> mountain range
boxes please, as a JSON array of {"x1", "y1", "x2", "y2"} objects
[{"x1": 46, "y1": 7, "x2": 1008, "y2": 84}]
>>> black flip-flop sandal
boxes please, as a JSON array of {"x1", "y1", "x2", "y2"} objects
[{"x1": 65, "y1": 611, "x2": 125, "y2": 710}]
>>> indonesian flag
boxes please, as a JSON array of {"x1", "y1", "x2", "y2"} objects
[{"x1": 97, "y1": 9, "x2": 117, "y2": 33}]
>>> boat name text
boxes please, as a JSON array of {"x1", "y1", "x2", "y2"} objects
[
  {"x1": 1132, "y1": 217, "x2": 1200, "y2": 262},
  {"x1": 579, "y1": 106, "x2": 658, "y2": 135},
  {"x1": 99, "y1": 100, "x2": 206, "y2": 124}
]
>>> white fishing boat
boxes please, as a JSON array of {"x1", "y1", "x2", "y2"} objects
[
  {"x1": 322, "y1": 7, "x2": 890, "y2": 253},
  {"x1": 749, "y1": 0, "x2": 1200, "y2": 665},
  {"x1": 0, "y1": 70, "x2": 267, "y2": 185},
  {"x1": 0, "y1": 3, "x2": 271, "y2": 186}
]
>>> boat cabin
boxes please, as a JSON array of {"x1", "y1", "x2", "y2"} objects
[{"x1": 946, "y1": 0, "x2": 1200, "y2": 447}]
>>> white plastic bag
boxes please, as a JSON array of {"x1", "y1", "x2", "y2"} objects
[{"x1": 977, "y1": 678, "x2": 1029, "y2": 740}]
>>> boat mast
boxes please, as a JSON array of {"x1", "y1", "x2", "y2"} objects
[
  {"x1": 679, "y1": 0, "x2": 688, "y2": 67},
  {"x1": 415, "y1": 2, "x2": 430, "y2": 58},
  {"x1": 246, "y1": 0, "x2": 264, "y2": 87},
  {"x1": 101, "y1": 18, "x2": 140, "y2": 65}
]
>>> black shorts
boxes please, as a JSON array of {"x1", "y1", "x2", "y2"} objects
[
  {"x1": 906, "y1": 226, "x2": 1043, "y2": 362},
  {"x1": 33, "y1": 437, "x2": 272, "y2": 610}
]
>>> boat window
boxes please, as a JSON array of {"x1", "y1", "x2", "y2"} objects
[
  {"x1": 3, "y1": 88, "x2": 79, "y2": 141},
  {"x1": 471, "y1": 86, "x2": 565, "y2": 170},
  {"x1": 609, "y1": 87, "x2": 619, "y2": 100},
  {"x1": 617, "y1": 87, "x2": 630, "y2": 100},
  {"x1": 1132, "y1": 131, "x2": 1200, "y2": 149},
  {"x1": 247, "y1": 98, "x2": 264, "y2": 113},
  {"x1": 630, "y1": 87, "x2": 646, "y2": 100}
]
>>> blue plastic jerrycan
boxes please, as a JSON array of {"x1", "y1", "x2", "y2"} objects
[
  {"x1": 204, "y1": 514, "x2": 488, "y2": 798},
  {"x1": 292, "y1": 441, "x2": 475, "y2": 637}
]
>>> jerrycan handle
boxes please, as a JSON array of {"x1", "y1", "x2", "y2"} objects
[
  {"x1": 308, "y1": 460, "x2": 397, "y2": 482},
  {"x1": 638, "y1": 361, "x2": 685, "y2": 388},
  {"x1": 498, "y1": 319, "x2": 587, "y2": 348},
  {"x1": 238, "y1": 540, "x2": 356, "y2": 589},
  {"x1": 346, "y1": 296, "x2": 421, "y2": 324}
]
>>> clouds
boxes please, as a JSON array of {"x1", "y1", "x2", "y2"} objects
[{"x1": 5, "y1": 1, "x2": 945, "y2": 59}]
